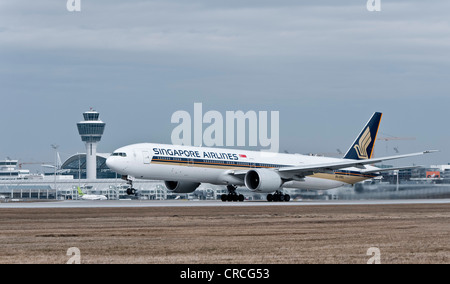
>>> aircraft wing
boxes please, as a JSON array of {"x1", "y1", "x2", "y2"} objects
[
  {"x1": 276, "y1": 151, "x2": 437, "y2": 178},
  {"x1": 360, "y1": 165, "x2": 422, "y2": 174},
  {"x1": 227, "y1": 150, "x2": 437, "y2": 179}
]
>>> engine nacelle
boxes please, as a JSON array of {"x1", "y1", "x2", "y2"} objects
[
  {"x1": 164, "y1": 181, "x2": 201, "y2": 193},
  {"x1": 244, "y1": 169, "x2": 282, "y2": 193}
]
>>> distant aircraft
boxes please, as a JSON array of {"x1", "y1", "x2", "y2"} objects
[
  {"x1": 106, "y1": 112, "x2": 437, "y2": 202},
  {"x1": 77, "y1": 187, "x2": 107, "y2": 200}
]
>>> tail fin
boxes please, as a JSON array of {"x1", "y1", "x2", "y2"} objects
[
  {"x1": 77, "y1": 187, "x2": 84, "y2": 196},
  {"x1": 344, "y1": 112, "x2": 382, "y2": 160}
]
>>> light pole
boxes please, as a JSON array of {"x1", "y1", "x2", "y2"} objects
[{"x1": 51, "y1": 144, "x2": 59, "y2": 199}]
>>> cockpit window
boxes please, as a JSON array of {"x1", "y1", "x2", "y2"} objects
[{"x1": 112, "y1": 152, "x2": 127, "y2": 157}]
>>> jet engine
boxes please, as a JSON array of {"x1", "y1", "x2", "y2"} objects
[
  {"x1": 164, "y1": 181, "x2": 201, "y2": 193},
  {"x1": 244, "y1": 169, "x2": 282, "y2": 193}
]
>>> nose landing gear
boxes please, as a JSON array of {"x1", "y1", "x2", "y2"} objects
[{"x1": 122, "y1": 175, "x2": 137, "y2": 195}]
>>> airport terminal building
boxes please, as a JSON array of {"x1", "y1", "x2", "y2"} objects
[
  {"x1": 0, "y1": 156, "x2": 228, "y2": 200},
  {"x1": 2, "y1": 153, "x2": 450, "y2": 201},
  {"x1": 59, "y1": 153, "x2": 116, "y2": 179}
]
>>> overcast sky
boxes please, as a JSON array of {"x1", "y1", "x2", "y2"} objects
[{"x1": 1, "y1": 0, "x2": 450, "y2": 168}]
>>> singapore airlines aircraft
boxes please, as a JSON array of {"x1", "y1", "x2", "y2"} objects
[{"x1": 106, "y1": 113, "x2": 436, "y2": 202}]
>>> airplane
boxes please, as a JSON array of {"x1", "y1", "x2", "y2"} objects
[
  {"x1": 106, "y1": 112, "x2": 437, "y2": 202},
  {"x1": 76, "y1": 187, "x2": 107, "y2": 200}
]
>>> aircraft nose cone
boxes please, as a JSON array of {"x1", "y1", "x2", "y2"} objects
[
  {"x1": 106, "y1": 156, "x2": 119, "y2": 172},
  {"x1": 106, "y1": 154, "x2": 129, "y2": 175}
]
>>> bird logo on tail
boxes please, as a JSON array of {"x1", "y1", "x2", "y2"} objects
[{"x1": 353, "y1": 127, "x2": 372, "y2": 159}]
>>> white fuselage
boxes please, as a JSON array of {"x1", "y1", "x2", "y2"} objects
[
  {"x1": 106, "y1": 143, "x2": 379, "y2": 192},
  {"x1": 80, "y1": 194, "x2": 108, "y2": 200}
]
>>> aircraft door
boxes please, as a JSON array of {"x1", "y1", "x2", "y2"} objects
[{"x1": 143, "y1": 151, "x2": 151, "y2": 164}]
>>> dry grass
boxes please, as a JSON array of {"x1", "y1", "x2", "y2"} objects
[{"x1": 0, "y1": 204, "x2": 449, "y2": 264}]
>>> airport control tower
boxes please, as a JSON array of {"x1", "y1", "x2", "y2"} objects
[{"x1": 77, "y1": 109, "x2": 106, "y2": 180}]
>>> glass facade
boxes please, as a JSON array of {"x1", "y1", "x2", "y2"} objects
[
  {"x1": 77, "y1": 123, "x2": 106, "y2": 142},
  {"x1": 77, "y1": 123, "x2": 105, "y2": 135},
  {"x1": 60, "y1": 154, "x2": 117, "y2": 179},
  {"x1": 83, "y1": 112, "x2": 100, "y2": 121},
  {"x1": 77, "y1": 110, "x2": 105, "y2": 143},
  {"x1": 0, "y1": 161, "x2": 18, "y2": 166}
]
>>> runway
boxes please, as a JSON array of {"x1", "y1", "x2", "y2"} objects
[
  {"x1": 2, "y1": 198, "x2": 450, "y2": 208},
  {"x1": 1, "y1": 200, "x2": 450, "y2": 264}
]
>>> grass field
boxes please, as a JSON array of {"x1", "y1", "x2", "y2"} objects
[{"x1": 0, "y1": 203, "x2": 449, "y2": 264}]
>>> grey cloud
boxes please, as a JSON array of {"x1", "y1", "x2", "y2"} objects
[{"x1": 0, "y1": 0, "x2": 449, "y2": 165}]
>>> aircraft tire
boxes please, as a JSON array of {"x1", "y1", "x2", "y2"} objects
[{"x1": 221, "y1": 194, "x2": 227, "y2": 202}]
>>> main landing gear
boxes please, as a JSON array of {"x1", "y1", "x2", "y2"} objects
[
  {"x1": 267, "y1": 191, "x2": 290, "y2": 202},
  {"x1": 221, "y1": 185, "x2": 245, "y2": 202}
]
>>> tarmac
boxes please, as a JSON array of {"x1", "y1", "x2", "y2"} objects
[{"x1": 1, "y1": 198, "x2": 450, "y2": 208}]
